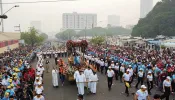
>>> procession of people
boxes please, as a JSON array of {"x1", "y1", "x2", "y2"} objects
[
  {"x1": 83, "y1": 45, "x2": 175, "y2": 100},
  {"x1": 1, "y1": 40, "x2": 174, "y2": 100}
]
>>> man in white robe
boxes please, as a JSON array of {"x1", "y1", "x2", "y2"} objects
[
  {"x1": 84, "y1": 67, "x2": 93, "y2": 89},
  {"x1": 76, "y1": 71, "x2": 86, "y2": 95},
  {"x1": 52, "y1": 68, "x2": 59, "y2": 87},
  {"x1": 74, "y1": 69, "x2": 80, "y2": 88},
  {"x1": 89, "y1": 72, "x2": 98, "y2": 94}
]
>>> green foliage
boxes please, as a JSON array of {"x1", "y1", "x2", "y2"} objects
[
  {"x1": 20, "y1": 27, "x2": 46, "y2": 46},
  {"x1": 90, "y1": 36, "x2": 105, "y2": 46},
  {"x1": 55, "y1": 27, "x2": 131, "y2": 39},
  {"x1": 132, "y1": 0, "x2": 175, "y2": 38},
  {"x1": 40, "y1": 33, "x2": 48, "y2": 40},
  {"x1": 55, "y1": 29, "x2": 76, "y2": 40}
]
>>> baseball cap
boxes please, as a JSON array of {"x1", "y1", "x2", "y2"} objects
[{"x1": 141, "y1": 85, "x2": 147, "y2": 89}]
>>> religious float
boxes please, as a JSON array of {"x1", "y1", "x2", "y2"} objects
[{"x1": 65, "y1": 40, "x2": 96, "y2": 82}]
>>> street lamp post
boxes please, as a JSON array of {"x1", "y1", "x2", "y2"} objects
[{"x1": 0, "y1": 3, "x2": 19, "y2": 32}]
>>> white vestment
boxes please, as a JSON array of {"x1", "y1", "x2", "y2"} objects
[
  {"x1": 89, "y1": 74, "x2": 98, "y2": 93},
  {"x1": 74, "y1": 71, "x2": 80, "y2": 87},
  {"x1": 84, "y1": 69, "x2": 93, "y2": 88},
  {"x1": 52, "y1": 69, "x2": 59, "y2": 86},
  {"x1": 76, "y1": 74, "x2": 86, "y2": 95}
]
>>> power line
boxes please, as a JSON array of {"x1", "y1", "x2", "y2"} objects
[{"x1": 0, "y1": 0, "x2": 77, "y2": 5}]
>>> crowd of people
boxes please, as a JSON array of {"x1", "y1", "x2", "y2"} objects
[
  {"x1": 0, "y1": 46, "x2": 38, "y2": 100},
  {"x1": 81, "y1": 45, "x2": 175, "y2": 100},
  {"x1": 2, "y1": 43, "x2": 174, "y2": 100}
]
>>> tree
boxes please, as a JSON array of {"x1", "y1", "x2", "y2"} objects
[
  {"x1": 90, "y1": 36, "x2": 105, "y2": 46},
  {"x1": 40, "y1": 33, "x2": 48, "y2": 40},
  {"x1": 132, "y1": 0, "x2": 175, "y2": 38},
  {"x1": 55, "y1": 29, "x2": 76, "y2": 40},
  {"x1": 20, "y1": 27, "x2": 45, "y2": 46},
  {"x1": 77, "y1": 27, "x2": 131, "y2": 37},
  {"x1": 55, "y1": 27, "x2": 131, "y2": 40}
]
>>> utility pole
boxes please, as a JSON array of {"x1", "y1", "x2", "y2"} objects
[
  {"x1": 0, "y1": 0, "x2": 4, "y2": 32},
  {"x1": 14, "y1": 24, "x2": 21, "y2": 32}
]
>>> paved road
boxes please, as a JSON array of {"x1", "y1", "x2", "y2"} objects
[{"x1": 32, "y1": 57, "x2": 174, "y2": 100}]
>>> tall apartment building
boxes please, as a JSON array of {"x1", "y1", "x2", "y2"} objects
[
  {"x1": 108, "y1": 15, "x2": 120, "y2": 27},
  {"x1": 30, "y1": 21, "x2": 42, "y2": 31},
  {"x1": 140, "y1": 0, "x2": 153, "y2": 18},
  {"x1": 62, "y1": 12, "x2": 97, "y2": 31}
]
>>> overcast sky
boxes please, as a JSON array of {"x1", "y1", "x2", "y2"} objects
[{"x1": 2, "y1": 0, "x2": 161, "y2": 34}]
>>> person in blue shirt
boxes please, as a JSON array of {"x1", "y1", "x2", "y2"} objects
[
  {"x1": 153, "y1": 65, "x2": 161, "y2": 86},
  {"x1": 2, "y1": 92, "x2": 9, "y2": 100},
  {"x1": 114, "y1": 56, "x2": 118, "y2": 63},
  {"x1": 137, "y1": 62, "x2": 142, "y2": 72}
]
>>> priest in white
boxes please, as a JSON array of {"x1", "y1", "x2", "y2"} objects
[
  {"x1": 89, "y1": 71, "x2": 98, "y2": 94},
  {"x1": 84, "y1": 67, "x2": 93, "y2": 89},
  {"x1": 52, "y1": 67, "x2": 59, "y2": 87},
  {"x1": 76, "y1": 71, "x2": 86, "y2": 95},
  {"x1": 74, "y1": 69, "x2": 80, "y2": 88}
]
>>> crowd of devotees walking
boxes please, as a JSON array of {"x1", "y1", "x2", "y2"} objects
[{"x1": 72, "y1": 45, "x2": 175, "y2": 100}]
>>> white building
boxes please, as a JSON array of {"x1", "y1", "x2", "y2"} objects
[
  {"x1": 30, "y1": 21, "x2": 42, "y2": 31},
  {"x1": 62, "y1": 12, "x2": 97, "y2": 31},
  {"x1": 140, "y1": 0, "x2": 153, "y2": 18},
  {"x1": 108, "y1": 15, "x2": 120, "y2": 27}
]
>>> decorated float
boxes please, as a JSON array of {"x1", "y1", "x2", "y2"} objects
[{"x1": 65, "y1": 40, "x2": 88, "y2": 81}]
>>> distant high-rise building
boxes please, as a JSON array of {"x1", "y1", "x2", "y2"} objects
[
  {"x1": 30, "y1": 21, "x2": 42, "y2": 31},
  {"x1": 108, "y1": 15, "x2": 120, "y2": 27},
  {"x1": 62, "y1": 12, "x2": 97, "y2": 31},
  {"x1": 140, "y1": 0, "x2": 153, "y2": 18}
]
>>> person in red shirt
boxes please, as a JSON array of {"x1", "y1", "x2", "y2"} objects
[{"x1": 28, "y1": 66, "x2": 36, "y2": 82}]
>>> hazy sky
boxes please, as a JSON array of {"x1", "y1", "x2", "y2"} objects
[{"x1": 2, "y1": 0, "x2": 161, "y2": 34}]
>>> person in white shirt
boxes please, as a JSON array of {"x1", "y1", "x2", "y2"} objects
[
  {"x1": 1, "y1": 76, "x2": 9, "y2": 86},
  {"x1": 33, "y1": 90, "x2": 45, "y2": 100},
  {"x1": 52, "y1": 67, "x2": 59, "y2": 88},
  {"x1": 74, "y1": 69, "x2": 80, "y2": 88},
  {"x1": 35, "y1": 74, "x2": 43, "y2": 82},
  {"x1": 100, "y1": 59, "x2": 105, "y2": 74},
  {"x1": 89, "y1": 71, "x2": 98, "y2": 94},
  {"x1": 134, "y1": 85, "x2": 150, "y2": 100},
  {"x1": 37, "y1": 64, "x2": 45, "y2": 78},
  {"x1": 127, "y1": 65, "x2": 134, "y2": 84},
  {"x1": 123, "y1": 70, "x2": 131, "y2": 96},
  {"x1": 147, "y1": 71, "x2": 153, "y2": 95},
  {"x1": 34, "y1": 77, "x2": 42, "y2": 87},
  {"x1": 160, "y1": 76, "x2": 172, "y2": 100},
  {"x1": 74, "y1": 69, "x2": 80, "y2": 80},
  {"x1": 120, "y1": 64, "x2": 125, "y2": 83},
  {"x1": 135, "y1": 69, "x2": 144, "y2": 89},
  {"x1": 35, "y1": 82, "x2": 44, "y2": 93},
  {"x1": 107, "y1": 66, "x2": 114, "y2": 91},
  {"x1": 76, "y1": 71, "x2": 86, "y2": 95},
  {"x1": 84, "y1": 67, "x2": 93, "y2": 89}
]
